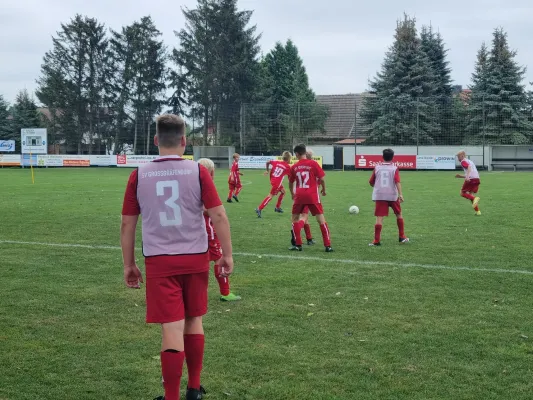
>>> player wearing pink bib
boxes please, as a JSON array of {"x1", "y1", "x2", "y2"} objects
[
  {"x1": 455, "y1": 151, "x2": 481, "y2": 216},
  {"x1": 121, "y1": 114, "x2": 233, "y2": 400},
  {"x1": 369, "y1": 148, "x2": 409, "y2": 246}
]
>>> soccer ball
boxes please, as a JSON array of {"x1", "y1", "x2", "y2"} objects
[{"x1": 349, "y1": 205, "x2": 360, "y2": 214}]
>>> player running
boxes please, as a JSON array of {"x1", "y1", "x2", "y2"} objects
[
  {"x1": 198, "y1": 158, "x2": 241, "y2": 302},
  {"x1": 289, "y1": 144, "x2": 333, "y2": 252},
  {"x1": 121, "y1": 114, "x2": 233, "y2": 400},
  {"x1": 227, "y1": 153, "x2": 243, "y2": 203},
  {"x1": 455, "y1": 150, "x2": 481, "y2": 216},
  {"x1": 255, "y1": 151, "x2": 292, "y2": 217},
  {"x1": 369, "y1": 148, "x2": 409, "y2": 246}
]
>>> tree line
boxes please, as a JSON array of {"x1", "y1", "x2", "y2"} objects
[
  {"x1": 361, "y1": 14, "x2": 533, "y2": 146},
  {"x1": 0, "y1": 0, "x2": 321, "y2": 154}
]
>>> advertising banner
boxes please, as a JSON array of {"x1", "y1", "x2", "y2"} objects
[
  {"x1": 277, "y1": 156, "x2": 323, "y2": 168},
  {"x1": 21, "y1": 154, "x2": 38, "y2": 166},
  {"x1": 21, "y1": 128, "x2": 48, "y2": 154},
  {"x1": 238, "y1": 155, "x2": 275, "y2": 169},
  {"x1": 89, "y1": 155, "x2": 116, "y2": 166},
  {"x1": 37, "y1": 155, "x2": 91, "y2": 167},
  {"x1": 117, "y1": 154, "x2": 193, "y2": 167},
  {"x1": 0, "y1": 140, "x2": 15, "y2": 152},
  {"x1": 416, "y1": 155, "x2": 456, "y2": 170},
  {"x1": 355, "y1": 155, "x2": 416, "y2": 170},
  {"x1": 0, "y1": 154, "x2": 21, "y2": 166}
]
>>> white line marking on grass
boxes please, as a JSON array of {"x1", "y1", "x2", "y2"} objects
[
  {"x1": 1, "y1": 239, "x2": 532, "y2": 276},
  {"x1": 240, "y1": 180, "x2": 253, "y2": 186}
]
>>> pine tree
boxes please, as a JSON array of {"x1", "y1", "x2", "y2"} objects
[
  {"x1": 361, "y1": 15, "x2": 440, "y2": 145},
  {"x1": 420, "y1": 25, "x2": 454, "y2": 144},
  {"x1": 10, "y1": 90, "x2": 42, "y2": 149},
  {"x1": 0, "y1": 95, "x2": 12, "y2": 142},
  {"x1": 36, "y1": 15, "x2": 109, "y2": 153},
  {"x1": 171, "y1": 0, "x2": 260, "y2": 145},
  {"x1": 466, "y1": 43, "x2": 489, "y2": 143}
]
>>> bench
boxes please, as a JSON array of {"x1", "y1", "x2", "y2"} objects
[{"x1": 491, "y1": 158, "x2": 533, "y2": 171}]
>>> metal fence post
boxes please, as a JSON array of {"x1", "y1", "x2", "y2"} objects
[
  {"x1": 482, "y1": 97, "x2": 486, "y2": 169},
  {"x1": 416, "y1": 98, "x2": 420, "y2": 155}
]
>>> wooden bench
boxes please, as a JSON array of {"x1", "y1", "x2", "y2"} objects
[{"x1": 491, "y1": 158, "x2": 533, "y2": 171}]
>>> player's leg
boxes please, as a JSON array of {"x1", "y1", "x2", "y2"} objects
[
  {"x1": 227, "y1": 184, "x2": 235, "y2": 203},
  {"x1": 256, "y1": 193, "x2": 273, "y2": 218},
  {"x1": 460, "y1": 179, "x2": 476, "y2": 202},
  {"x1": 233, "y1": 183, "x2": 243, "y2": 200},
  {"x1": 275, "y1": 187, "x2": 285, "y2": 213},
  {"x1": 313, "y1": 206, "x2": 333, "y2": 252},
  {"x1": 302, "y1": 210, "x2": 314, "y2": 245},
  {"x1": 182, "y1": 272, "x2": 210, "y2": 399},
  {"x1": 290, "y1": 206, "x2": 305, "y2": 251},
  {"x1": 392, "y1": 202, "x2": 409, "y2": 243},
  {"x1": 146, "y1": 276, "x2": 187, "y2": 400},
  {"x1": 471, "y1": 181, "x2": 481, "y2": 212},
  {"x1": 214, "y1": 261, "x2": 241, "y2": 302},
  {"x1": 370, "y1": 201, "x2": 388, "y2": 246}
]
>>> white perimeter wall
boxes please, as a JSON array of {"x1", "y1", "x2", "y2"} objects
[{"x1": 308, "y1": 146, "x2": 492, "y2": 168}]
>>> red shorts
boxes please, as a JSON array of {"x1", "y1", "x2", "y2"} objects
[
  {"x1": 145, "y1": 272, "x2": 209, "y2": 324},
  {"x1": 229, "y1": 182, "x2": 242, "y2": 190},
  {"x1": 461, "y1": 178, "x2": 480, "y2": 193},
  {"x1": 270, "y1": 183, "x2": 285, "y2": 196},
  {"x1": 208, "y1": 238, "x2": 222, "y2": 262},
  {"x1": 374, "y1": 200, "x2": 402, "y2": 217},
  {"x1": 292, "y1": 203, "x2": 323, "y2": 216}
]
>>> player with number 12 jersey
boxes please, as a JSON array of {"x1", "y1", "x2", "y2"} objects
[{"x1": 289, "y1": 144, "x2": 333, "y2": 252}]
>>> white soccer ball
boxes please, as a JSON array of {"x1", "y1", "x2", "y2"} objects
[{"x1": 349, "y1": 205, "x2": 360, "y2": 214}]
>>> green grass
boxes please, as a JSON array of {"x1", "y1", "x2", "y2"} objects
[{"x1": 1, "y1": 167, "x2": 533, "y2": 400}]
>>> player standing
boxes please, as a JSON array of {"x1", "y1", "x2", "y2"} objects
[
  {"x1": 289, "y1": 144, "x2": 333, "y2": 252},
  {"x1": 121, "y1": 114, "x2": 233, "y2": 400},
  {"x1": 290, "y1": 150, "x2": 315, "y2": 245},
  {"x1": 455, "y1": 151, "x2": 481, "y2": 216},
  {"x1": 255, "y1": 151, "x2": 292, "y2": 218},
  {"x1": 369, "y1": 148, "x2": 409, "y2": 246},
  {"x1": 198, "y1": 158, "x2": 241, "y2": 302},
  {"x1": 227, "y1": 153, "x2": 243, "y2": 203}
]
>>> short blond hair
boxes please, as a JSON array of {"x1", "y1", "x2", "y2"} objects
[
  {"x1": 282, "y1": 151, "x2": 292, "y2": 162},
  {"x1": 306, "y1": 149, "x2": 313, "y2": 159},
  {"x1": 198, "y1": 158, "x2": 215, "y2": 173},
  {"x1": 457, "y1": 150, "x2": 466, "y2": 157},
  {"x1": 233, "y1": 153, "x2": 240, "y2": 159}
]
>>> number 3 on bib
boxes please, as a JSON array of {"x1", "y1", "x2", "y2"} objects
[
  {"x1": 296, "y1": 171, "x2": 310, "y2": 188},
  {"x1": 156, "y1": 180, "x2": 182, "y2": 226}
]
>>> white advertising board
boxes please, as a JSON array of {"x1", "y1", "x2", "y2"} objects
[
  {"x1": 116, "y1": 154, "x2": 194, "y2": 167},
  {"x1": 0, "y1": 154, "x2": 21, "y2": 166},
  {"x1": 238, "y1": 155, "x2": 276, "y2": 169},
  {"x1": 21, "y1": 128, "x2": 48, "y2": 154},
  {"x1": 90, "y1": 155, "x2": 116, "y2": 166},
  {"x1": 416, "y1": 155, "x2": 456, "y2": 170},
  {"x1": 0, "y1": 140, "x2": 16, "y2": 152}
]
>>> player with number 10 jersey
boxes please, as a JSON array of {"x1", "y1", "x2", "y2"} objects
[
  {"x1": 255, "y1": 151, "x2": 292, "y2": 217},
  {"x1": 289, "y1": 144, "x2": 333, "y2": 252}
]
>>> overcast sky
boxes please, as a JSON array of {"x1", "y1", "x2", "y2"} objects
[{"x1": 1, "y1": 0, "x2": 533, "y2": 104}]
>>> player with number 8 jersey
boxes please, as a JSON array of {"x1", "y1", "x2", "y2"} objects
[
  {"x1": 289, "y1": 144, "x2": 333, "y2": 252},
  {"x1": 121, "y1": 114, "x2": 232, "y2": 400}
]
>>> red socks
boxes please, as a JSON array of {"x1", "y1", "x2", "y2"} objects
[
  {"x1": 319, "y1": 223, "x2": 331, "y2": 247},
  {"x1": 214, "y1": 263, "x2": 230, "y2": 296},
  {"x1": 461, "y1": 192, "x2": 475, "y2": 201},
  {"x1": 304, "y1": 223, "x2": 312, "y2": 241},
  {"x1": 184, "y1": 334, "x2": 205, "y2": 391},
  {"x1": 374, "y1": 224, "x2": 383, "y2": 243},
  {"x1": 275, "y1": 192, "x2": 285, "y2": 208},
  {"x1": 292, "y1": 220, "x2": 304, "y2": 246},
  {"x1": 227, "y1": 189, "x2": 234, "y2": 200},
  {"x1": 474, "y1": 205, "x2": 480, "y2": 212},
  {"x1": 161, "y1": 350, "x2": 185, "y2": 400},
  {"x1": 234, "y1": 186, "x2": 242, "y2": 196},
  {"x1": 397, "y1": 218, "x2": 405, "y2": 239},
  {"x1": 258, "y1": 196, "x2": 272, "y2": 211}
]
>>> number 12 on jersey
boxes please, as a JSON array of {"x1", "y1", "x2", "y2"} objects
[{"x1": 296, "y1": 171, "x2": 310, "y2": 189}]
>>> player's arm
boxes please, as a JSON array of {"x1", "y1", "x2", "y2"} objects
[
  {"x1": 394, "y1": 169, "x2": 404, "y2": 202},
  {"x1": 456, "y1": 160, "x2": 469, "y2": 179},
  {"x1": 316, "y1": 163, "x2": 326, "y2": 196},
  {"x1": 263, "y1": 161, "x2": 271, "y2": 176},
  {"x1": 201, "y1": 165, "x2": 233, "y2": 276},
  {"x1": 289, "y1": 168, "x2": 296, "y2": 198},
  {"x1": 120, "y1": 170, "x2": 143, "y2": 289},
  {"x1": 369, "y1": 170, "x2": 376, "y2": 187},
  {"x1": 319, "y1": 177, "x2": 326, "y2": 196}
]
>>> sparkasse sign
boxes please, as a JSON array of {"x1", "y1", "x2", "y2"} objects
[{"x1": 355, "y1": 155, "x2": 416, "y2": 170}]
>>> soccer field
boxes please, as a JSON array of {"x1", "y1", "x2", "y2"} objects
[{"x1": 1, "y1": 168, "x2": 533, "y2": 400}]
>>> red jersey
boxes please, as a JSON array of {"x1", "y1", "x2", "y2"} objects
[
  {"x1": 122, "y1": 160, "x2": 222, "y2": 278},
  {"x1": 289, "y1": 158, "x2": 325, "y2": 205},
  {"x1": 228, "y1": 161, "x2": 240, "y2": 184},
  {"x1": 269, "y1": 160, "x2": 291, "y2": 187}
]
